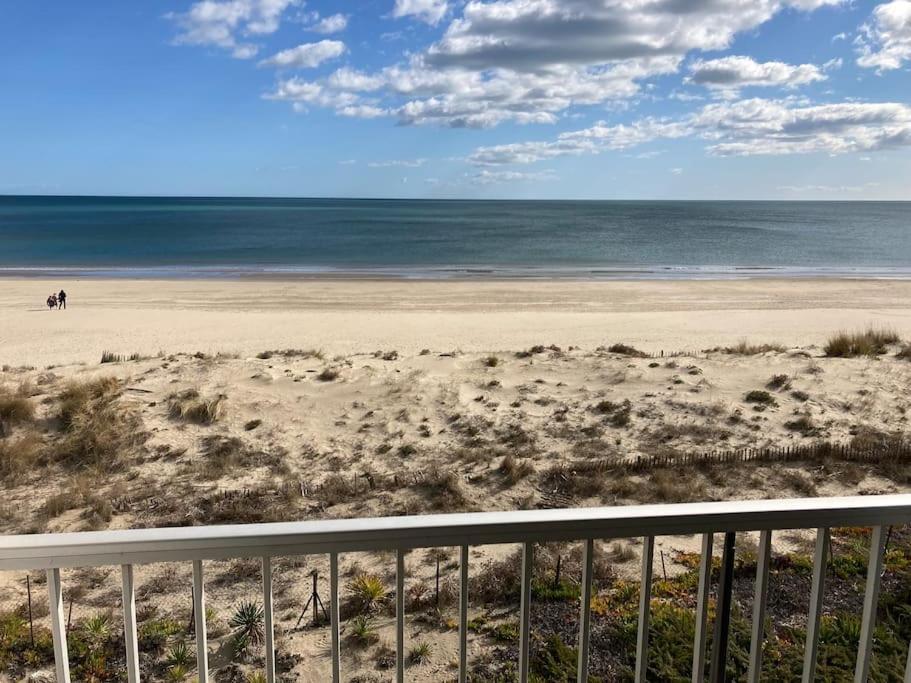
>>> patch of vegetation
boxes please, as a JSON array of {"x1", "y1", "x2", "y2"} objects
[
  {"x1": 606, "y1": 343, "x2": 648, "y2": 358},
  {"x1": 347, "y1": 574, "x2": 387, "y2": 614},
  {"x1": 483, "y1": 355, "x2": 500, "y2": 368},
  {"x1": 167, "y1": 389, "x2": 225, "y2": 425},
  {"x1": 51, "y1": 378, "x2": 147, "y2": 469},
  {"x1": 409, "y1": 640, "x2": 432, "y2": 664},
  {"x1": 316, "y1": 367, "x2": 340, "y2": 382},
  {"x1": 744, "y1": 390, "x2": 777, "y2": 407},
  {"x1": 896, "y1": 344, "x2": 911, "y2": 361},
  {"x1": 712, "y1": 340, "x2": 787, "y2": 355},
  {"x1": 766, "y1": 374, "x2": 791, "y2": 390},
  {"x1": 500, "y1": 453, "x2": 535, "y2": 485},
  {"x1": 784, "y1": 415, "x2": 819, "y2": 437},
  {"x1": 791, "y1": 389, "x2": 810, "y2": 402},
  {"x1": 229, "y1": 601, "x2": 264, "y2": 659},
  {"x1": 257, "y1": 348, "x2": 324, "y2": 360},
  {"x1": 824, "y1": 328, "x2": 900, "y2": 358}
]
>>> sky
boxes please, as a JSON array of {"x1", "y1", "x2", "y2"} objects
[{"x1": 1, "y1": 0, "x2": 910, "y2": 199}]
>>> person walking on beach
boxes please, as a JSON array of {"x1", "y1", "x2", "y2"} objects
[
  {"x1": 57, "y1": 289, "x2": 67, "y2": 310},
  {"x1": 46, "y1": 293, "x2": 57, "y2": 310}
]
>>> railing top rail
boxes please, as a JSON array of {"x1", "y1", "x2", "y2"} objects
[{"x1": 2, "y1": 494, "x2": 910, "y2": 570}]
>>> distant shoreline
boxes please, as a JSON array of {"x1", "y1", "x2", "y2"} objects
[{"x1": 3, "y1": 265, "x2": 911, "y2": 281}]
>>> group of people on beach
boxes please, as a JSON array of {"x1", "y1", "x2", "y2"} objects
[{"x1": 46, "y1": 289, "x2": 67, "y2": 310}]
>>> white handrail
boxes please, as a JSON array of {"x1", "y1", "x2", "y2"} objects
[
  {"x1": 2, "y1": 494, "x2": 910, "y2": 683},
  {"x1": 2, "y1": 495, "x2": 910, "y2": 570}
]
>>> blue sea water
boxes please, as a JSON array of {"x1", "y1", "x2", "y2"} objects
[{"x1": 0, "y1": 196, "x2": 910, "y2": 279}]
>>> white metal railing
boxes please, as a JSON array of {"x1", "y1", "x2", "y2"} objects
[{"x1": 2, "y1": 495, "x2": 911, "y2": 682}]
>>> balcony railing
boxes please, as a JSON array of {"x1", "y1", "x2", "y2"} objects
[{"x1": 2, "y1": 494, "x2": 911, "y2": 682}]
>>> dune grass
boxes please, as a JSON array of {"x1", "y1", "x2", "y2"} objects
[
  {"x1": 824, "y1": 327, "x2": 900, "y2": 358},
  {"x1": 167, "y1": 389, "x2": 226, "y2": 424}
]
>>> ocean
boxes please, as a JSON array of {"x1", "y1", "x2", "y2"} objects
[{"x1": 1, "y1": 196, "x2": 909, "y2": 279}]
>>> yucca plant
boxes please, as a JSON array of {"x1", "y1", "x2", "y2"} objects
[
  {"x1": 82, "y1": 613, "x2": 112, "y2": 650},
  {"x1": 409, "y1": 640, "x2": 432, "y2": 664},
  {"x1": 349, "y1": 615, "x2": 378, "y2": 646},
  {"x1": 166, "y1": 663, "x2": 189, "y2": 682},
  {"x1": 166, "y1": 639, "x2": 193, "y2": 669},
  {"x1": 347, "y1": 573, "x2": 386, "y2": 613},
  {"x1": 229, "y1": 601, "x2": 264, "y2": 657},
  {"x1": 246, "y1": 673, "x2": 267, "y2": 683}
]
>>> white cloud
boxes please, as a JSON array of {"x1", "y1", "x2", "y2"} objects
[
  {"x1": 262, "y1": 0, "x2": 844, "y2": 126},
  {"x1": 694, "y1": 98, "x2": 911, "y2": 155},
  {"x1": 469, "y1": 169, "x2": 558, "y2": 185},
  {"x1": 468, "y1": 118, "x2": 689, "y2": 165},
  {"x1": 367, "y1": 159, "x2": 427, "y2": 168},
  {"x1": 393, "y1": 0, "x2": 448, "y2": 25},
  {"x1": 169, "y1": 0, "x2": 299, "y2": 58},
  {"x1": 308, "y1": 13, "x2": 348, "y2": 34},
  {"x1": 467, "y1": 98, "x2": 911, "y2": 164},
  {"x1": 687, "y1": 56, "x2": 828, "y2": 94},
  {"x1": 778, "y1": 182, "x2": 880, "y2": 192},
  {"x1": 259, "y1": 40, "x2": 346, "y2": 68},
  {"x1": 856, "y1": 0, "x2": 911, "y2": 71}
]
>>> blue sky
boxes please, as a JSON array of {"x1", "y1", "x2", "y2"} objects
[{"x1": 1, "y1": 0, "x2": 910, "y2": 199}]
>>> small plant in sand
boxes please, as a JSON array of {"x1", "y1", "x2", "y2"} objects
[
  {"x1": 167, "y1": 389, "x2": 225, "y2": 424},
  {"x1": 165, "y1": 664, "x2": 189, "y2": 682},
  {"x1": 349, "y1": 615, "x2": 379, "y2": 646},
  {"x1": 347, "y1": 574, "x2": 387, "y2": 614},
  {"x1": 896, "y1": 344, "x2": 911, "y2": 361},
  {"x1": 229, "y1": 601, "x2": 265, "y2": 658},
  {"x1": 766, "y1": 374, "x2": 791, "y2": 390},
  {"x1": 317, "y1": 367, "x2": 340, "y2": 381},
  {"x1": 483, "y1": 355, "x2": 500, "y2": 368},
  {"x1": 500, "y1": 453, "x2": 535, "y2": 485},
  {"x1": 744, "y1": 390, "x2": 777, "y2": 407},
  {"x1": 166, "y1": 640, "x2": 194, "y2": 670},
  {"x1": 824, "y1": 327, "x2": 900, "y2": 357},
  {"x1": 409, "y1": 640, "x2": 432, "y2": 664},
  {"x1": 606, "y1": 343, "x2": 648, "y2": 358}
]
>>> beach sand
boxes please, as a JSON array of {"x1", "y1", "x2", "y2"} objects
[
  {"x1": 2, "y1": 277, "x2": 911, "y2": 681},
  {"x1": 3, "y1": 277, "x2": 911, "y2": 367}
]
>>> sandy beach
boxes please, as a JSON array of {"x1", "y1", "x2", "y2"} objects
[
  {"x1": 4, "y1": 277, "x2": 911, "y2": 367},
  {"x1": 3, "y1": 276, "x2": 911, "y2": 681}
]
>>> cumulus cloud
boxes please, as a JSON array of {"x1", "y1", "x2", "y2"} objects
[
  {"x1": 169, "y1": 0, "x2": 299, "y2": 58},
  {"x1": 468, "y1": 119, "x2": 690, "y2": 165},
  {"x1": 687, "y1": 56, "x2": 829, "y2": 94},
  {"x1": 467, "y1": 98, "x2": 911, "y2": 164},
  {"x1": 856, "y1": 0, "x2": 911, "y2": 71},
  {"x1": 393, "y1": 0, "x2": 448, "y2": 25},
  {"x1": 259, "y1": 40, "x2": 346, "y2": 68},
  {"x1": 307, "y1": 13, "x2": 348, "y2": 34},
  {"x1": 263, "y1": 0, "x2": 844, "y2": 126}
]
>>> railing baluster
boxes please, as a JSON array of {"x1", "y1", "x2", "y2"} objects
[
  {"x1": 710, "y1": 532, "x2": 736, "y2": 683},
  {"x1": 577, "y1": 539, "x2": 594, "y2": 683},
  {"x1": 192, "y1": 559, "x2": 208, "y2": 682},
  {"x1": 396, "y1": 549, "x2": 405, "y2": 683},
  {"x1": 692, "y1": 533, "x2": 713, "y2": 683},
  {"x1": 121, "y1": 565, "x2": 140, "y2": 683},
  {"x1": 802, "y1": 527, "x2": 829, "y2": 683},
  {"x1": 262, "y1": 556, "x2": 275, "y2": 683},
  {"x1": 636, "y1": 536, "x2": 655, "y2": 683},
  {"x1": 459, "y1": 544, "x2": 469, "y2": 683},
  {"x1": 518, "y1": 542, "x2": 534, "y2": 683},
  {"x1": 330, "y1": 552, "x2": 340, "y2": 683},
  {"x1": 748, "y1": 530, "x2": 772, "y2": 683},
  {"x1": 47, "y1": 568, "x2": 71, "y2": 683},
  {"x1": 855, "y1": 526, "x2": 886, "y2": 683}
]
